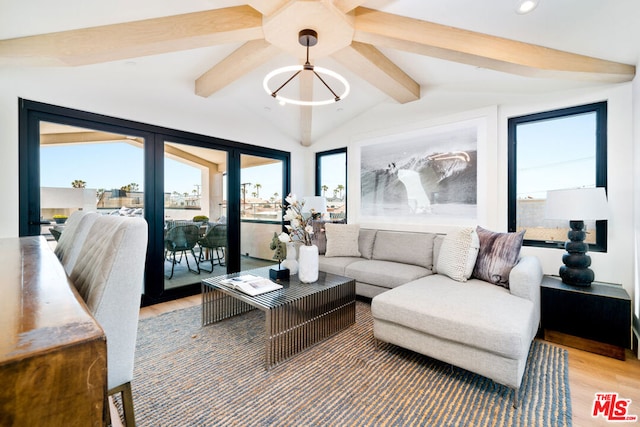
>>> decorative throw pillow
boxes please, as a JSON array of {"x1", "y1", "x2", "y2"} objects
[
  {"x1": 311, "y1": 219, "x2": 346, "y2": 255},
  {"x1": 472, "y1": 226, "x2": 525, "y2": 288},
  {"x1": 324, "y1": 223, "x2": 361, "y2": 258},
  {"x1": 436, "y1": 227, "x2": 479, "y2": 282},
  {"x1": 310, "y1": 220, "x2": 328, "y2": 254}
]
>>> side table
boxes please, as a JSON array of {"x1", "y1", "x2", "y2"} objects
[{"x1": 540, "y1": 275, "x2": 631, "y2": 360}]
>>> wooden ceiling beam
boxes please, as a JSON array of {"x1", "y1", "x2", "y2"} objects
[
  {"x1": 333, "y1": 0, "x2": 368, "y2": 14},
  {"x1": 353, "y1": 7, "x2": 635, "y2": 83},
  {"x1": 0, "y1": 6, "x2": 263, "y2": 66},
  {"x1": 195, "y1": 40, "x2": 281, "y2": 98},
  {"x1": 333, "y1": 41, "x2": 419, "y2": 104},
  {"x1": 247, "y1": 0, "x2": 290, "y2": 16}
]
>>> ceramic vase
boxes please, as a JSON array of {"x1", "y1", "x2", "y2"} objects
[
  {"x1": 281, "y1": 242, "x2": 298, "y2": 275},
  {"x1": 298, "y1": 244, "x2": 319, "y2": 283}
]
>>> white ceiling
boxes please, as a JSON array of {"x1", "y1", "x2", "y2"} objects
[{"x1": 2, "y1": 0, "x2": 639, "y2": 144}]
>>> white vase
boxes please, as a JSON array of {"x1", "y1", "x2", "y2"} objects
[
  {"x1": 281, "y1": 242, "x2": 298, "y2": 275},
  {"x1": 298, "y1": 244, "x2": 319, "y2": 283}
]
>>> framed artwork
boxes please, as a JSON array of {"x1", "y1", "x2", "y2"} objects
[{"x1": 354, "y1": 117, "x2": 486, "y2": 226}]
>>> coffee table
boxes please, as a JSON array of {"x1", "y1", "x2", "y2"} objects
[{"x1": 202, "y1": 266, "x2": 356, "y2": 369}]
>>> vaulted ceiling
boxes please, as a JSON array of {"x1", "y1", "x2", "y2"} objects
[{"x1": 1, "y1": 0, "x2": 638, "y2": 146}]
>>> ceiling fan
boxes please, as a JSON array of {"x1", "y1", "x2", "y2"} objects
[{"x1": 1, "y1": 0, "x2": 635, "y2": 145}]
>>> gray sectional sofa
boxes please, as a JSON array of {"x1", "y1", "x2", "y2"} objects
[{"x1": 317, "y1": 227, "x2": 543, "y2": 406}]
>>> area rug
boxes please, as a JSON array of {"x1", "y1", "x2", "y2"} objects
[{"x1": 130, "y1": 301, "x2": 571, "y2": 426}]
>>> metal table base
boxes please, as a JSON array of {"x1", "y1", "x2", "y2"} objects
[{"x1": 202, "y1": 268, "x2": 355, "y2": 369}]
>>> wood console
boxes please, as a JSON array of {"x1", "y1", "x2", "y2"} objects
[{"x1": 0, "y1": 236, "x2": 107, "y2": 426}]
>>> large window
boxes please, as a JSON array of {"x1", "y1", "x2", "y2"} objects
[
  {"x1": 316, "y1": 148, "x2": 347, "y2": 220},
  {"x1": 508, "y1": 102, "x2": 607, "y2": 251}
]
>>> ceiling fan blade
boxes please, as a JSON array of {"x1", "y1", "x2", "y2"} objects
[
  {"x1": 353, "y1": 7, "x2": 635, "y2": 83},
  {"x1": 299, "y1": 70, "x2": 313, "y2": 146},
  {"x1": 196, "y1": 40, "x2": 281, "y2": 98},
  {"x1": 333, "y1": 41, "x2": 419, "y2": 104},
  {"x1": 0, "y1": 6, "x2": 263, "y2": 66}
]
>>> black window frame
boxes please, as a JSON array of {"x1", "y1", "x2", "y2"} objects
[
  {"x1": 315, "y1": 147, "x2": 347, "y2": 219},
  {"x1": 507, "y1": 101, "x2": 608, "y2": 252},
  {"x1": 19, "y1": 98, "x2": 291, "y2": 305}
]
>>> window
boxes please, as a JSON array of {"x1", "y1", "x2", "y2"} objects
[
  {"x1": 508, "y1": 102, "x2": 607, "y2": 251},
  {"x1": 316, "y1": 148, "x2": 347, "y2": 220}
]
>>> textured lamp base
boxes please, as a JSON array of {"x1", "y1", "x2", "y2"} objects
[{"x1": 560, "y1": 220, "x2": 593, "y2": 287}]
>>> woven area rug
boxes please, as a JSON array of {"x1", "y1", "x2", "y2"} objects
[{"x1": 130, "y1": 301, "x2": 571, "y2": 426}]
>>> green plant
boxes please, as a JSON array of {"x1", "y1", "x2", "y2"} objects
[
  {"x1": 53, "y1": 214, "x2": 68, "y2": 219},
  {"x1": 193, "y1": 215, "x2": 209, "y2": 222}
]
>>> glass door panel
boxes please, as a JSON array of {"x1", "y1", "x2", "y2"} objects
[
  {"x1": 163, "y1": 141, "x2": 228, "y2": 290},
  {"x1": 239, "y1": 154, "x2": 285, "y2": 271},
  {"x1": 40, "y1": 121, "x2": 145, "y2": 247}
]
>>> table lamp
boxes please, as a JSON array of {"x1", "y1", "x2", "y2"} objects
[
  {"x1": 302, "y1": 196, "x2": 327, "y2": 219},
  {"x1": 544, "y1": 187, "x2": 609, "y2": 287}
]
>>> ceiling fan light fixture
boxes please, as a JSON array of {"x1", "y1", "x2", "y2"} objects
[
  {"x1": 263, "y1": 65, "x2": 350, "y2": 106},
  {"x1": 515, "y1": 0, "x2": 539, "y2": 14},
  {"x1": 263, "y1": 29, "x2": 350, "y2": 107}
]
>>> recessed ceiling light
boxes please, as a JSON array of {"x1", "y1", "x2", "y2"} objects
[{"x1": 515, "y1": 0, "x2": 539, "y2": 14}]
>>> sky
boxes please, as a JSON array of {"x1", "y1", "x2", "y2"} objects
[
  {"x1": 516, "y1": 111, "x2": 597, "y2": 199},
  {"x1": 40, "y1": 143, "x2": 346, "y2": 201}
]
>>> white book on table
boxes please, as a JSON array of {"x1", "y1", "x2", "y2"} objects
[{"x1": 220, "y1": 274, "x2": 282, "y2": 296}]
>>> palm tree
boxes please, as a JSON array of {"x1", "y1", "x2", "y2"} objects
[
  {"x1": 71, "y1": 179, "x2": 86, "y2": 188},
  {"x1": 321, "y1": 185, "x2": 328, "y2": 197},
  {"x1": 335, "y1": 184, "x2": 345, "y2": 199},
  {"x1": 121, "y1": 182, "x2": 139, "y2": 192},
  {"x1": 254, "y1": 183, "x2": 262, "y2": 198}
]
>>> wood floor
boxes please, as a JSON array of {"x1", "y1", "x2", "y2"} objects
[{"x1": 137, "y1": 295, "x2": 640, "y2": 426}]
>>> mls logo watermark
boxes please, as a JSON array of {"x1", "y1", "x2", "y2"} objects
[{"x1": 592, "y1": 393, "x2": 638, "y2": 422}]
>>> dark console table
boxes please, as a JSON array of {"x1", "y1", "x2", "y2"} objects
[{"x1": 540, "y1": 275, "x2": 631, "y2": 360}]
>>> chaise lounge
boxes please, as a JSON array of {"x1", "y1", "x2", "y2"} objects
[{"x1": 318, "y1": 224, "x2": 542, "y2": 406}]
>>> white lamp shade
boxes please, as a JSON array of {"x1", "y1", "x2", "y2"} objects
[
  {"x1": 302, "y1": 196, "x2": 327, "y2": 214},
  {"x1": 544, "y1": 187, "x2": 609, "y2": 221}
]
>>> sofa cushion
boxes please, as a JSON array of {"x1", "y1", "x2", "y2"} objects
[
  {"x1": 472, "y1": 226, "x2": 525, "y2": 288},
  {"x1": 358, "y1": 229, "x2": 377, "y2": 260},
  {"x1": 325, "y1": 223, "x2": 361, "y2": 257},
  {"x1": 372, "y1": 231, "x2": 435, "y2": 269},
  {"x1": 371, "y1": 276, "x2": 535, "y2": 360},
  {"x1": 345, "y1": 260, "x2": 431, "y2": 289},
  {"x1": 318, "y1": 255, "x2": 363, "y2": 277},
  {"x1": 436, "y1": 227, "x2": 479, "y2": 282}
]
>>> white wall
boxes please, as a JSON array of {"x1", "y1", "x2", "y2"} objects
[
  {"x1": 0, "y1": 66, "x2": 310, "y2": 238},
  {"x1": 633, "y1": 65, "x2": 640, "y2": 335},
  {"x1": 312, "y1": 83, "x2": 636, "y2": 301}
]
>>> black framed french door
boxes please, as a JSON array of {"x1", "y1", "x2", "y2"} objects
[{"x1": 19, "y1": 99, "x2": 289, "y2": 306}]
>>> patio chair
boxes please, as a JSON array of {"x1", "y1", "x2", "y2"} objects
[
  {"x1": 164, "y1": 223, "x2": 201, "y2": 279},
  {"x1": 197, "y1": 223, "x2": 226, "y2": 273}
]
